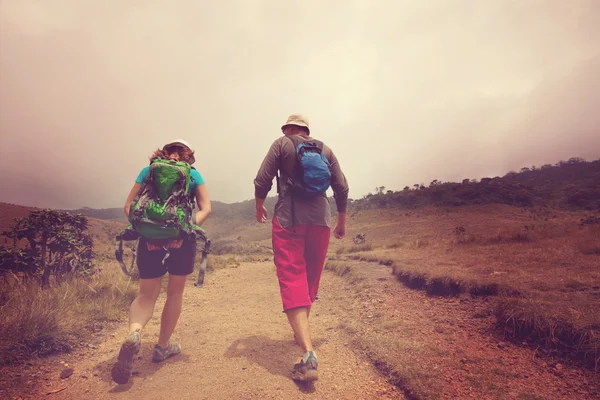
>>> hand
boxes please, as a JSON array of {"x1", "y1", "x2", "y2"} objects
[
  {"x1": 256, "y1": 206, "x2": 268, "y2": 223},
  {"x1": 333, "y1": 223, "x2": 346, "y2": 239}
]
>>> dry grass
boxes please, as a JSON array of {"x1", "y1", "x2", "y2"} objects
[
  {"x1": 336, "y1": 243, "x2": 373, "y2": 254},
  {"x1": 351, "y1": 334, "x2": 442, "y2": 399},
  {"x1": 0, "y1": 261, "x2": 137, "y2": 365},
  {"x1": 494, "y1": 297, "x2": 600, "y2": 370},
  {"x1": 343, "y1": 205, "x2": 600, "y2": 369},
  {"x1": 346, "y1": 254, "x2": 395, "y2": 267},
  {"x1": 206, "y1": 255, "x2": 241, "y2": 271},
  {"x1": 324, "y1": 260, "x2": 366, "y2": 284}
]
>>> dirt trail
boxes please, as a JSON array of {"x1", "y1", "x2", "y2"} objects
[
  {"x1": 26, "y1": 259, "x2": 600, "y2": 399},
  {"x1": 36, "y1": 262, "x2": 405, "y2": 400}
]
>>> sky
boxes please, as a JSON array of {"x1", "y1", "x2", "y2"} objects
[{"x1": 0, "y1": 0, "x2": 599, "y2": 209}]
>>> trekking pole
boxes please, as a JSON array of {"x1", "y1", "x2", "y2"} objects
[
  {"x1": 115, "y1": 228, "x2": 140, "y2": 278},
  {"x1": 194, "y1": 232, "x2": 211, "y2": 288}
]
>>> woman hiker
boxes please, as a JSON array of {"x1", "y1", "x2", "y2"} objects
[{"x1": 111, "y1": 139, "x2": 211, "y2": 384}]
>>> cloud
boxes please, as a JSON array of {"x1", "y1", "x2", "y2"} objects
[{"x1": 0, "y1": 0, "x2": 599, "y2": 208}]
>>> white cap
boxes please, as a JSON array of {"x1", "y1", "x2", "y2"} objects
[{"x1": 162, "y1": 139, "x2": 195, "y2": 164}]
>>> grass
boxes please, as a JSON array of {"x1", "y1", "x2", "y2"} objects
[
  {"x1": 355, "y1": 335, "x2": 442, "y2": 399},
  {"x1": 324, "y1": 260, "x2": 365, "y2": 284},
  {"x1": 517, "y1": 394, "x2": 547, "y2": 400},
  {"x1": 494, "y1": 297, "x2": 600, "y2": 370},
  {"x1": 336, "y1": 243, "x2": 373, "y2": 254},
  {"x1": 342, "y1": 205, "x2": 600, "y2": 370},
  {"x1": 206, "y1": 255, "x2": 241, "y2": 271},
  {"x1": 0, "y1": 261, "x2": 137, "y2": 365},
  {"x1": 346, "y1": 254, "x2": 395, "y2": 266}
]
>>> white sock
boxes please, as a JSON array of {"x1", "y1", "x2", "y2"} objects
[{"x1": 302, "y1": 351, "x2": 317, "y2": 363}]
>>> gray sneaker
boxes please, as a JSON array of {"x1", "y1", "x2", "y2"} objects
[
  {"x1": 152, "y1": 343, "x2": 181, "y2": 363},
  {"x1": 291, "y1": 351, "x2": 319, "y2": 382},
  {"x1": 111, "y1": 330, "x2": 141, "y2": 384}
]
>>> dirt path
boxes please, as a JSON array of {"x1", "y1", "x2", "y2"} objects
[
  {"x1": 36, "y1": 262, "x2": 405, "y2": 400},
  {"x1": 25, "y1": 259, "x2": 600, "y2": 399}
]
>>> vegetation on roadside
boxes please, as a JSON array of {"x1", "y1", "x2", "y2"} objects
[
  {"x1": 1, "y1": 210, "x2": 94, "y2": 288},
  {"x1": 0, "y1": 261, "x2": 136, "y2": 365},
  {"x1": 334, "y1": 207, "x2": 600, "y2": 371},
  {"x1": 0, "y1": 210, "x2": 137, "y2": 366}
]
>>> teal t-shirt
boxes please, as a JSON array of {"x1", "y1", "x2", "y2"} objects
[{"x1": 135, "y1": 166, "x2": 205, "y2": 194}]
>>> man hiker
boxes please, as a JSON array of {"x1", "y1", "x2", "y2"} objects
[{"x1": 254, "y1": 114, "x2": 349, "y2": 382}]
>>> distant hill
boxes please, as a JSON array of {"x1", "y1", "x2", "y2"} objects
[
  {"x1": 354, "y1": 157, "x2": 600, "y2": 211},
  {"x1": 14, "y1": 156, "x2": 599, "y2": 230},
  {"x1": 64, "y1": 197, "x2": 279, "y2": 223},
  {"x1": 64, "y1": 206, "x2": 127, "y2": 222},
  {"x1": 0, "y1": 203, "x2": 40, "y2": 241},
  {"x1": 0, "y1": 202, "x2": 125, "y2": 257}
]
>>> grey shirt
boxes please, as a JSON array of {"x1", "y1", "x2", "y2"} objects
[{"x1": 254, "y1": 133, "x2": 349, "y2": 228}]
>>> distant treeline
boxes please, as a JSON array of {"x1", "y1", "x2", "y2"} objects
[
  {"x1": 69, "y1": 157, "x2": 600, "y2": 221},
  {"x1": 352, "y1": 157, "x2": 600, "y2": 211}
]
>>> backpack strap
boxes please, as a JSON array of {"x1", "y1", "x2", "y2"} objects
[
  {"x1": 281, "y1": 135, "x2": 315, "y2": 233},
  {"x1": 115, "y1": 226, "x2": 140, "y2": 277}
]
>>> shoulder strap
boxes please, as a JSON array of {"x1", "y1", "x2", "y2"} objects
[{"x1": 284, "y1": 134, "x2": 302, "y2": 152}]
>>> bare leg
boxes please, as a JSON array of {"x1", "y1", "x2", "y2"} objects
[
  {"x1": 128, "y1": 277, "x2": 162, "y2": 333},
  {"x1": 286, "y1": 306, "x2": 313, "y2": 353},
  {"x1": 157, "y1": 274, "x2": 188, "y2": 348},
  {"x1": 293, "y1": 305, "x2": 312, "y2": 346},
  {"x1": 113, "y1": 277, "x2": 161, "y2": 384}
]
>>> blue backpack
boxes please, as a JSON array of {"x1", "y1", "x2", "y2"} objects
[{"x1": 283, "y1": 135, "x2": 331, "y2": 199}]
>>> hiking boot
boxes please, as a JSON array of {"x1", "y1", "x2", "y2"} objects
[
  {"x1": 291, "y1": 351, "x2": 319, "y2": 382},
  {"x1": 111, "y1": 329, "x2": 141, "y2": 384},
  {"x1": 152, "y1": 343, "x2": 181, "y2": 363}
]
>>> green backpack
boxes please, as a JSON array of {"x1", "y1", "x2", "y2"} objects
[
  {"x1": 127, "y1": 158, "x2": 198, "y2": 240},
  {"x1": 115, "y1": 158, "x2": 212, "y2": 280}
]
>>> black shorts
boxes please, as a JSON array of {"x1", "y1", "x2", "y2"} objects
[{"x1": 136, "y1": 237, "x2": 197, "y2": 279}]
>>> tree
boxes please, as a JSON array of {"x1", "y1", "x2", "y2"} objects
[
  {"x1": 567, "y1": 157, "x2": 585, "y2": 164},
  {"x1": 0, "y1": 246, "x2": 38, "y2": 281},
  {"x1": 1, "y1": 209, "x2": 94, "y2": 288},
  {"x1": 374, "y1": 186, "x2": 386, "y2": 195}
]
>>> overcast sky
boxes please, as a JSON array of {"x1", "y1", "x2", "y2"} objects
[{"x1": 1, "y1": 0, "x2": 599, "y2": 209}]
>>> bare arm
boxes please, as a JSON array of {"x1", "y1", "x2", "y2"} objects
[
  {"x1": 124, "y1": 183, "x2": 142, "y2": 217},
  {"x1": 194, "y1": 184, "x2": 212, "y2": 226}
]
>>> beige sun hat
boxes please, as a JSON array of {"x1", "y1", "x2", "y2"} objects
[
  {"x1": 163, "y1": 139, "x2": 195, "y2": 164},
  {"x1": 281, "y1": 114, "x2": 310, "y2": 134}
]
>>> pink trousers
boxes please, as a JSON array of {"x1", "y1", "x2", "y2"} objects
[{"x1": 272, "y1": 216, "x2": 331, "y2": 311}]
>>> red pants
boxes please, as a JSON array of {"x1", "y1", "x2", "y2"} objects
[{"x1": 272, "y1": 217, "x2": 331, "y2": 311}]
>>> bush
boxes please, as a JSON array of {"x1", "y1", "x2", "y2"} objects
[{"x1": 1, "y1": 210, "x2": 94, "y2": 288}]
